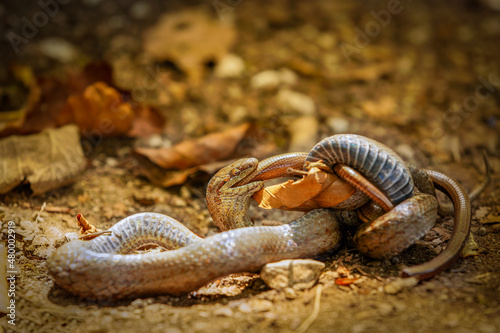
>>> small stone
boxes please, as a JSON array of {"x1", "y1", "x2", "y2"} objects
[
  {"x1": 146, "y1": 134, "x2": 165, "y2": 148},
  {"x1": 238, "y1": 302, "x2": 252, "y2": 313},
  {"x1": 288, "y1": 116, "x2": 318, "y2": 152},
  {"x1": 214, "y1": 306, "x2": 233, "y2": 317},
  {"x1": 278, "y1": 68, "x2": 298, "y2": 85},
  {"x1": 249, "y1": 299, "x2": 273, "y2": 312},
  {"x1": 376, "y1": 302, "x2": 394, "y2": 316},
  {"x1": 383, "y1": 277, "x2": 419, "y2": 294},
  {"x1": 261, "y1": 259, "x2": 325, "y2": 291},
  {"x1": 277, "y1": 89, "x2": 315, "y2": 115},
  {"x1": 214, "y1": 54, "x2": 245, "y2": 78},
  {"x1": 250, "y1": 70, "x2": 281, "y2": 90},
  {"x1": 327, "y1": 116, "x2": 349, "y2": 134},
  {"x1": 105, "y1": 157, "x2": 118, "y2": 167},
  {"x1": 283, "y1": 287, "x2": 297, "y2": 299},
  {"x1": 38, "y1": 38, "x2": 78, "y2": 63}
]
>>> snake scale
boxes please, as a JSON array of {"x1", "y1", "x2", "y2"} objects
[{"x1": 47, "y1": 134, "x2": 477, "y2": 300}]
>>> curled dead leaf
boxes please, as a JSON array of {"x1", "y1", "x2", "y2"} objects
[
  {"x1": 253, "y1": 167, "x2": 357, "y2": 211},
  {"x1": 76, "y1": 213, "x2": 108, "y2": 240},
  {"x1": 135, "y1": 123, "x2": 252, "y2": 169}
]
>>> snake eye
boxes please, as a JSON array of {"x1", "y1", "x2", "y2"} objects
[{"x1": 231, "y1": 169, "x2": 241, "y2": 177}]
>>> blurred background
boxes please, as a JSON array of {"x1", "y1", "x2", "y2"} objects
[{"x1": 0, "y1": 0, "x2": 499, "y2": 332}]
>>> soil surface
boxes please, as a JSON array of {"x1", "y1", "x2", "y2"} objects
[{"x1": 1, "y1": 1, "x2": 499, "y2": 332}]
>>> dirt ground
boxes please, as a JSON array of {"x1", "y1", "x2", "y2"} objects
[{"x1": 1, "y1": 0, "x2": 500, "y2": 332}]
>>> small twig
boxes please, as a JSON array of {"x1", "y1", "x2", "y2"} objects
[
  {"x1": 295, "y1": 284, "x2": 323, "y2": 333},
  {"x1": 22, "y1": 202, "x2": 72, "y2": 214},
  {"x1": 35, "y1": 202, "x2": 46, "y2": 223},
  {"x1": 78, "y1": 230, "x2": 112, "y2": 240},
  {"x1": 287, "y1": 167, "x2": 309, "y2": 177}
]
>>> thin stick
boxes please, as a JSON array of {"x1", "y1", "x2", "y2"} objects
[
  {"x1": 295, "y1": 284, "x2": 323, "y2": 333},
  {"x1": 78, "y1": 230, "x2": 112, "y2": 240},
  {"x1": 35, "y1": 202, "x2": 46, "y2": 223}
]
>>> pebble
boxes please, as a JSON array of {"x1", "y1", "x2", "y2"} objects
[
  {"x1": 287, "y1": 116, "x2": 318, "y2": 152},
  {"x1": 327, "y1": 116, "x2": 349, "y2": 133},
  {"x1": 105, "y1": 157, "x2": 118, "y2": 167},
  {"x1": 260, "y1": 259, "x2": 325, "y2": 291},
  {"x1": 283, "y1": 287, "x2": 297, "y2": 299},
  {"x1": 214, "y1": 306, "x2": 234, "y2": 317},
  {"x1": 248, "y1": 299, "x2": 274, "y2": 312},
  {"x1": 278, "y1": 68, "x2": 298, "y2": 85},
  {"x1": 250, "y1": 68, "x2": 297, "y2": 90},
  {"x1": 38, "y1": 38, "x2": 78, "y2": 63},
  {"x1": 383, "y1": 277, "x2": 419, "y2": 294},
  {"x1": 250, "y1": 70, "x2": 282, "y2": 90},
  {"x1": 376, "y1": 302, "x2": 394, "y2": 316},
  {"x1": 214, "y1": 54, "x2": 245, "y2": 78},
  {"x1": 276, "y1": 89, "x2": 315, "y2": 115},
  {"x1": 146, "y1": 134, "x2": 166, "y2": 148}
]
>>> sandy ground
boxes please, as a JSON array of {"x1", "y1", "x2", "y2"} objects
[{"x1": 1, "y1": 0, "x2": 500, "y2": 332}]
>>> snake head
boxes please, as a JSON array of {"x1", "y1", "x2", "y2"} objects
[
  {"x1": 207, "y1": 158, "x2": 261, "y2": 194},
  {"x1": 206, "y1": 158, "x2": 264, "y2": 231}
]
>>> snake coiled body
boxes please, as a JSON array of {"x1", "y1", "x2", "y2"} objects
[
  {"x1": 48, "y1": 204, "x2": 341, "y2": 300},
  {"x1": 48, "y1": 134, "x2": 476, "y2": 300}
]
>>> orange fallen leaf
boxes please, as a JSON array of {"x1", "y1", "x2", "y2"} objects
[
  {"x1": 59, "y1": 81, "x2": 165, "y2": 137},
  {"x1": 253, "y1": 167, "x2": 358, "y2": 212},
  {"x1": 76, "y1": 213, "x2": 100, "y2": 234},
  {"x1": 59, "y1": 81, "x2": 135, "y2": 136},
  {"x1": 134, "y1": 123, "x2": 253, "y2": 169}
]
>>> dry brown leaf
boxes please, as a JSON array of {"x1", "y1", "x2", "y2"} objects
[
  {"x1": 135, "y1": 123, "x2": 252, "y2": 169},
  {"x1": 143, "y1": 10, "x2": 237, "y2": 84},
  {"x1": 59, "y1": 81, "x2": 135, "y2": 136},
  {"x1": 59, "y1": 81, "x2": 164, "y2": 137},
  {"x1": 253, "y1": 167, "x2": 357, "y2": 212},
  {"x1": 133, "y1": 153, "x2": 199, "y2": 188},
  {"x1": 0, "y1": 125, "x2": 86, "y2": 195}
]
